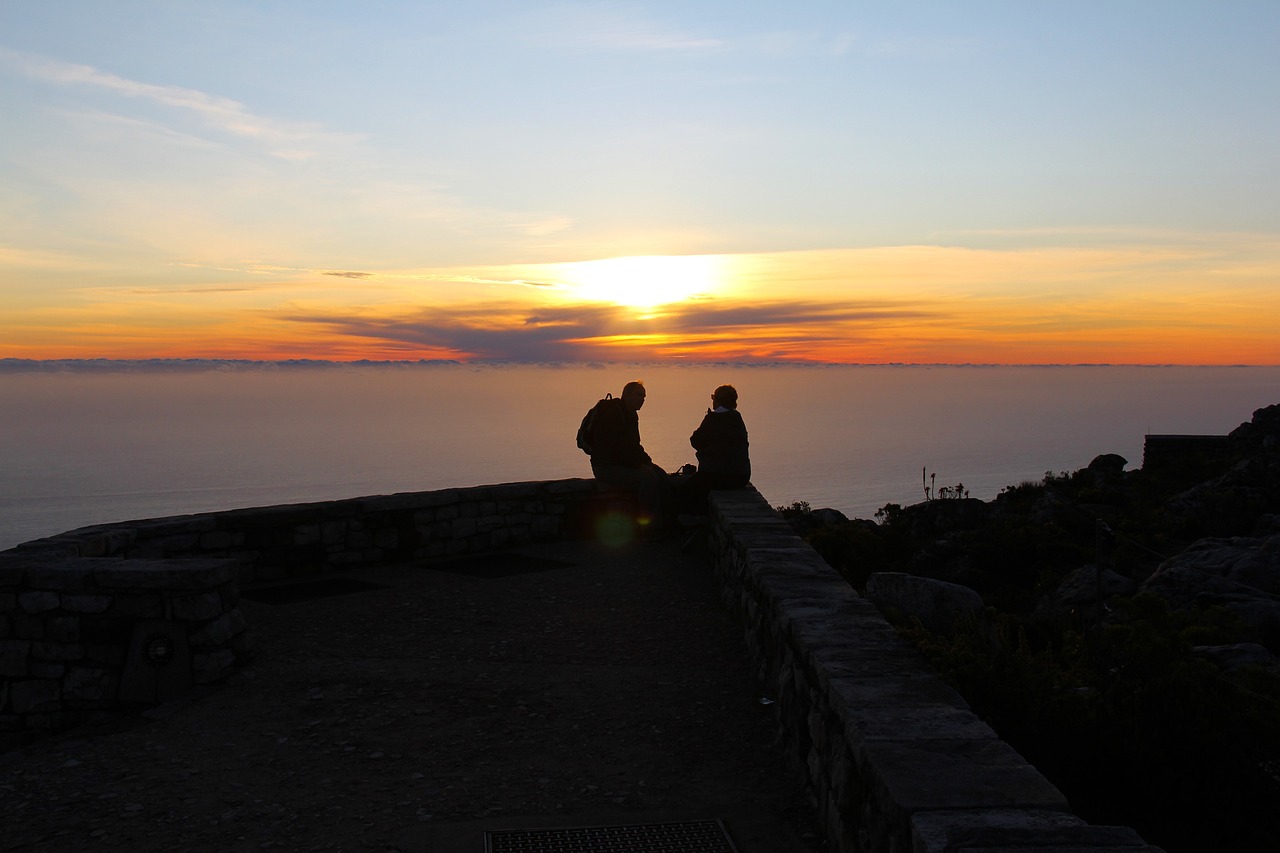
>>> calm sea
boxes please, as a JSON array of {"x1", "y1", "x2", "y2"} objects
[{"x1": 2, "y1": 363, "x2": 1278, "y2": 551}]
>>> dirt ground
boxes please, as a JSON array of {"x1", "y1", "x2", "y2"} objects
[{"x1": 1, "y1": 539, "x2": 824, "y2": 852}]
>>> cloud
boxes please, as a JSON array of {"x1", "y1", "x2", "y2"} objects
[
  {"x1": 281, "y1": 297, "x2": 940, "y2": 362},
  {"x1": 322, "y1": 271, "x2": 374, "y2": 280},
  {"x1": 1, "y1": 49, "x2": 359, "y2": 159}
]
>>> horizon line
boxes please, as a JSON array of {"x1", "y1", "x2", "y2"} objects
[{"x1": 2, "y1": 357, "x2": 1276, "y2": 373}]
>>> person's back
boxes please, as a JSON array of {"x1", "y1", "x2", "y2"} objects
[
  {"x1": 588, "y1": 394, "x2": 647, "y2": 468},
  {"x1": 587, "y1": 380, "x2": 669, "y2": 529},
  {"x1": 690, "y1": 384, "x2": 751, "y2": 488}
]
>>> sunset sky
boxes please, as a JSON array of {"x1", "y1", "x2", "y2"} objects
[{"x1": 2, "y1": 1, "x2": 1277, "y2": 364}]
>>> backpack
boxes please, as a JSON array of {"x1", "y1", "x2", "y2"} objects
[{"x1": 576, "y1": 393, "x2": 613, "y2": 455}]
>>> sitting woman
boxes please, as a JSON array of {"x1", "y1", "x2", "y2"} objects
[{"x1": 680, "y1": 384, "x2": 751, "y2": 514}]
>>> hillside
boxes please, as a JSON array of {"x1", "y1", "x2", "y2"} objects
[{"x1": 781, "y1": 403, "x2": 1280, "y2": 853}]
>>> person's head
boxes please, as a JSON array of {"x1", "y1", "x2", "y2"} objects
[
  {"x1": 621, "y1": 380, "x2": 646, "y2": 412},
  {"x1": 711, "y1": 384, "x2": 738, "y2": 410}
]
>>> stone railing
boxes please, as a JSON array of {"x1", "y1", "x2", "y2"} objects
[
  {"x1": 704, "y1": 487, "x2": 1161, "y2": 853},
  {"x1": 1, "y1": 479, "x2": 608, "y2": 737}
]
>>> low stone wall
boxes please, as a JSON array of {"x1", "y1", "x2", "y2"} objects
[
  {"x1": 1, "y1": 479, "x2": 605, "y2": 736},
  {"x1": 4, "y1": 478, "x2": 1160, "y2": 850},
  {"x1": 704, "y1": 487, "x2": 1161, "y2": 853}
]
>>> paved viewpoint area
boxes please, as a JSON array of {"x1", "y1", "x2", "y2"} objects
[{"x1": 1, "y1": 537, "x2": 823, "y2": 852}]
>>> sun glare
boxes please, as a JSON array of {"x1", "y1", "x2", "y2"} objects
[{"x1": 560, "y1": 255, "x2": 725, "y2": 308}]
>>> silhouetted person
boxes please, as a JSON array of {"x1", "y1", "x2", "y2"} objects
[
  {"x1": 679, "y1": 384, "x2": 751, "y2": 515},
  {"x1": 588, "y1": 380, "x2": 669, "y2": 528}
]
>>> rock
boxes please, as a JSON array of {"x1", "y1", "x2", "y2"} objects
[
  {"x1": 1141, "y1": 534, "x2": 1280, "y2": 651},
  {"x1": 864, "y1": 571, "x2": 992, "y2": 641},
  {"x1": 777, "y1": 506, "x2": 849, "y2": 536},
  {"x1": 810, "y1": 507, "x2": 849, "y2": 527},
  {"x1": 1087, "y1": 453, "x2": 1128, "y2": 474},
  {"x1": 1036, "y1": 564, "x2": 1137, "y2": 617},
  {"x1": 895, "y1": 498, "x2": 989, "y2": 540},
  {"x1": 1192, "y1": 642, "x2": 1280, "y2": 674},
  {"x1": 905, "y1": 533, "x2": 984, "y2": 588}
]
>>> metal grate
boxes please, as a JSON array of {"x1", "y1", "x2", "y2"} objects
[
  {"x1": 241, "y1": 577, "x2": 389, "y2": 605},
  {"x1": 485, "y1": 819, "x2": 739, "y2": 853}
]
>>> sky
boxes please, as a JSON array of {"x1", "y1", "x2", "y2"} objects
[{"x1": 1, "y1": 1, "x2": 1278, "y2": 365}]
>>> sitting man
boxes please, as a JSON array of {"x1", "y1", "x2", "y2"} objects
[
  {"x1": 679, "y1": 383, "x2": 751, "y2": 517},
  {"x1": 587, "y1": 380, "x2": 670, "y2": 528}
]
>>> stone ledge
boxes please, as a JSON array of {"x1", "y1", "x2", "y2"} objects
[{"x1": 705, "y1": 486, "x2": 1163, "y2": 853}]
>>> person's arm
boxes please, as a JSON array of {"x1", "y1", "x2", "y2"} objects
[{"x1": 690, "y1": 411, "x2": 714, "y2": 450}]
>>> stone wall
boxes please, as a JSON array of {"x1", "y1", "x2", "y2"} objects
[
  {"x1": 1, "y1": 479, "x2": 605, "y2": 736},
  {"x1": 704, "y1": 486, "x2": 1161, "y2": 853},
  {"x1": 3, "y1": 478, "x2": 1160, "y2": 850}
]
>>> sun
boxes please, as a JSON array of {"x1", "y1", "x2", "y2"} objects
[{"x1": 560, "y1": 254, "x2": 725, "y2": 308}]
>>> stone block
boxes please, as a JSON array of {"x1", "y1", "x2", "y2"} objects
[
  {"x1": 0, "y1": 640, "x2": 31, "y2": 676},
  {"x1": 29, "y1": 662, "x2": 65, "y2": 679},
  {"x1": 85, "y1": 642, "x2": 127, "y2": 666},
  {"x1": 0, "y1": 561, "x2": 27, "y2": 586},
  {"x1": 151, "y1": 533, "x2": 201, "y2": 553},
  {"x1": 31, "y1": 641, "x2": 85, "y2": 662},
  {"x1": 858, "y1": 737, "x2": 1068, "y2": 814},
  {"x1": 198, "y1": 530, "x2": 243, "y2": 550},
  {"x1": 18, "y1": 590, "x2": 59, "y2": 614},
  {"x1": 109, "y1": 593, "x2": 164, "y2": 619},
  {"x1": 61, "y1": 594, "x2": 113, "y2": 613},
  {"x1": 64, "y1": 665, "x2": 112, "y2": 706},
  {"x1": 24, "y1": 560, "x2": 98, "y2": 591},
  {"x1": 192, "y1": 649, "x2": 236, "y2": 684},
  {"x1": 188, "y1": 608, "x2": 247, "y2": 647},
  {"x1": 128, "y1": 516, "x2": 217, "y2": 538},
  {"x1": 910, "y1": 808, "x2": 1090, "y2": 853},
  {"x1": 11, "y1": 614, "x2": 45, "y2": 639},
  {"x1": 168, "y1": 592, "x2": 224, "y2": 622},
  {"x1": 94, "y1": 558, "x2": 236, "y2": 590},
  {"x1": 10, "y1": 679, "x2": 60, "y2": 714},
  {"x1": 545, "y1": 477, "x2": 594, "y2": 495},
  {"x1": 360, "y1": 490, "x2": 460, "y2": 512},
  {"x1": 46, "y1": 616, "x2": 81, "y2": 643},
  {"x1": 321, "y1": 520, "x2": 346, "y2": 545}
]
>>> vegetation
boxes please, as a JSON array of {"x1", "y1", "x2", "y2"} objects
[{"x1": 777, "y1": 435, "x2": 1280, "y2": 852}]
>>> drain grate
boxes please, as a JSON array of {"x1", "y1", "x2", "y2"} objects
[
  {"x1": 241, "y1": 577, "x2": 389, "y2": 605},
  {"x1": 484, "y1": 819, "x2": 739, "y2": 853},
  {"x1": 426, "y1": 554, "x2": 575, "y2": 579}
]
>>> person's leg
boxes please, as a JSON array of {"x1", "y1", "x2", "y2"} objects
[
  {"x1": 592, "y1": 462, "x2": 661, "y2": 524},
  {"x1": 674, "y1": 471, "x2": 711, "y2": 515}
]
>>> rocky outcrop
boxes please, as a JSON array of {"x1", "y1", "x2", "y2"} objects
[
  {"x1": 1141, "y1": 534, "x2": 1280, "y2": 650},
  {"x1": 1036, "y1": 563, "x2": 1137, "y2": 617},
  {"x1": 864, "y1": 571, "x2": 993, "y2": 641},
  {"x1": 785, "y1": 403, "x2": 1280, "y2": 645}
]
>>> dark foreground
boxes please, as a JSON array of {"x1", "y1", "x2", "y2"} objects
[{"x1": 0, "y1": 538, "x2": 822, "y2": 852}]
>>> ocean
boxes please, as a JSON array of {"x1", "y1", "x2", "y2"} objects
[{"x1": 2, "y1": 363, "x2": 1278, "y2": 551}]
